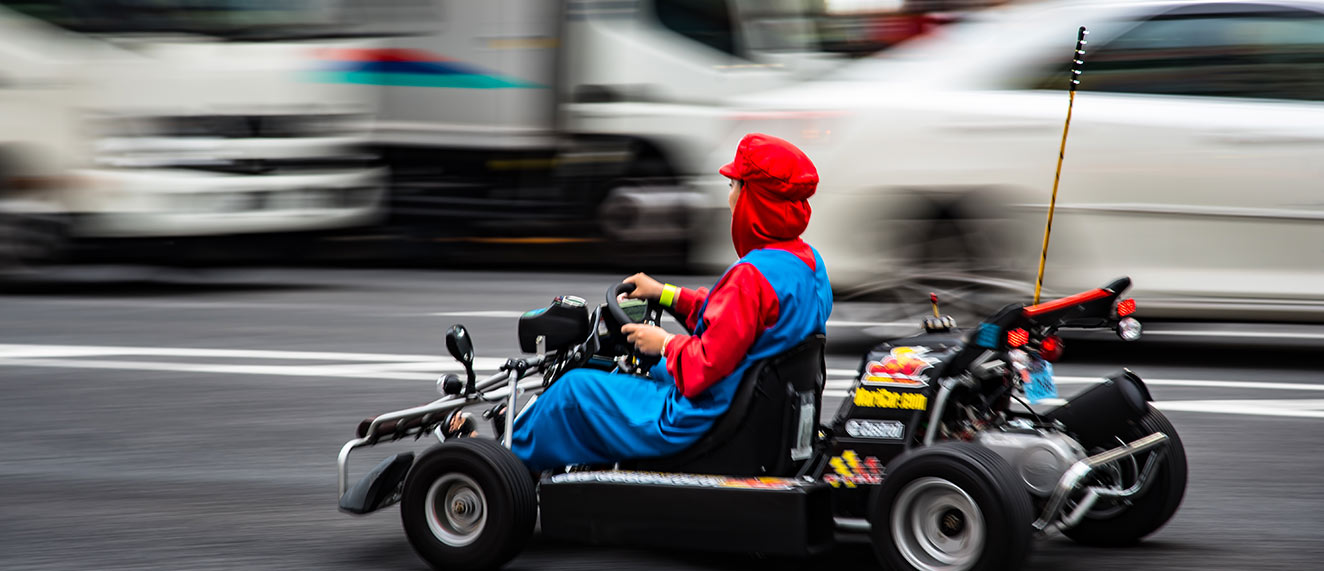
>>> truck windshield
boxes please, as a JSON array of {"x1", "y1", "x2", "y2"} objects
[{"x1": 0, "y1": 0, "x2": 404, "y2": 40}]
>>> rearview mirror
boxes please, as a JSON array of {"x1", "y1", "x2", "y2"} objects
[{"x1": 446, "y1": 325, "x2": 474, "y2": 367}]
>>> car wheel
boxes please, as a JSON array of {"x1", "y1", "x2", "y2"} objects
[
  {"x1": 870, "y1": 442, "x2": 1034, "y2": 571},
  {"x1": 1063, "y1": 404, "x2": 1188, "y2": 547},
  {"x1": 400, "y1": 438, "x2": 536, "y2": 571},
  {"x1": 844, "y1": 189, "x2": 1031, "y2": 324}
]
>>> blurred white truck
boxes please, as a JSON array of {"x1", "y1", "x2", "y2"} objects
[
  {"x1": 328, "y1": 0, "x2": 838, "y2": 263},
  {"x1": 0, "y1": 1, "x2": 385, "y2": 272}
]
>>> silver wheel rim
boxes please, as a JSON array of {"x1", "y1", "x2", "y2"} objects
[
  {"x1": 891, "y1": 477, "x2": 986, "y2": 571},
  {"x1": 424, "y1": 473, "x2": 488, "y2": 547}
]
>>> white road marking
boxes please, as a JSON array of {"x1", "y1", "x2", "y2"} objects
[
  {"x1": 3, "y1": 343, "x2": 1323, "y2": 418},
  {"x1": 819, "y1": 390, "x2": 1324, "y2": 418},
  {"x1": 1154, "y1": 399, "x2": 1324, "y2": 419},
  {"x1": 827, "y1": 320, "x2": 918, "y2": 328},
  {"x1": 429, "y1": 311, "x2": 527, "y2": 318},
  {"x1": 1053, "y1": 375, "x2": 1324, "y2": 392},
  {"x1": 0, "y1": 343, "x2": 457, "y2": 363},
  {"x1": 0, "y1": 357, "x2": 442, "y2": 381},
  {"x1": 822, "y1": 374, "x2": 1324, "y2": 393},
  {"x1": 0, "y1": 343, "x2": 508, "y2": 380},
  {"x1": 1146, "y1": 329, "x2": 1324, "y2": 340}
]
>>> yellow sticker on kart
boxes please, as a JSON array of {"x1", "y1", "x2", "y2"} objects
[{"x1": 854, "y1": 387, "x2": 928, "y2": 410}]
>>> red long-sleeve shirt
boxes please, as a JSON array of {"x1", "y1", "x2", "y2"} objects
[{"x1": 660, "y1": 240, "x2": 816, "y2": 398}]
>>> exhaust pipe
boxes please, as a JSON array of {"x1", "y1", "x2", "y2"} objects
[{"x1": 1034, "y1": 431, "x2": 1169, "y2": 535}]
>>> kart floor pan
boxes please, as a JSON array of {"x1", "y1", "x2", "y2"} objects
[{"x1": 538, "y1": 471, "x2": 834, "y2": 556}]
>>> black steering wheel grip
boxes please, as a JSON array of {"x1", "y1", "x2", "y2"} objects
[{"x1": 606, "y1": 281, "x2": 638, "y2": 329}]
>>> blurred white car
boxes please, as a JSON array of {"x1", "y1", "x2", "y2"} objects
[{"x1": 693, "y1": 0, "x2": 1324, "y2": 321}]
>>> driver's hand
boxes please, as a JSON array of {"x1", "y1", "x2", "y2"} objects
[
  {"x1": 622, "y1": 273, "x2": 664, "y2": 301},
  {"x1": 622, "y1": 323, "x2": 670, "y2": 356}
]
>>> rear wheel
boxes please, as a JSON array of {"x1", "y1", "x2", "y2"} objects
[
  {"x1": 870, "y1": 442, "x2": 1034, "y2": 571},
  {"x1": 400, "y1": 438, "x2": 536, "y2": 571},
  {"x1": 1063, "y1": 404, "x2": 1187, "y2": 547}
]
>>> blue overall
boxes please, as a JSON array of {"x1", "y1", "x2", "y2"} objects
[{"x1": 510, "y1": 247, "x2": 832, "y2": 471}]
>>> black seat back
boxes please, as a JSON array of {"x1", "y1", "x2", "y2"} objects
[{"x1": 630, "y1": 334, "x2": 827, "y2": 477}]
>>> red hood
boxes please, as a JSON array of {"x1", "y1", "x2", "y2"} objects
[{"x1": 720, "y1": 133, "x2": 819, "y2": 257}]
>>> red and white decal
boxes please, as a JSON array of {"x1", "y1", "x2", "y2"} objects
[{"x1": 860, "y1": 347, "x2": 937, "y2": 388}]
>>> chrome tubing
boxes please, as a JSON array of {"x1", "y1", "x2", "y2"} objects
[
  {"x1": 336, "y1": 396, "x2": 474, "y2": 499},
  {"x1": 923, "y1": 376, "x2": 973, "y2": 446},
  {"x1": 337, "y1": 359, "x2": 546, "y2": 499},
  {"x1": 1051, "y1": 447, "x2": 1167, "y2": 533},
  {"x1": 337, "y1": 437, "x2": 371, "y2": 500},
  {"x1": 1033, "y1": 431, "x2": 1169, "y2": 534},
  {"x1": 503, "y1": 367, "x2": 521, "y2": 449}
]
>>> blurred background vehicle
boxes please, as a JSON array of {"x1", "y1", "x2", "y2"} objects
[
  {"x1": 814, "y1": 0, "x2": 1002, "y2": 55},
  {"x1": 690, "y1": 0, "x2": 1324, "y2": 322},
  {"x1": 7, "y1": 0, "x2": 1323, "y2": 328},
  {"x1": 0, "y1": 0, "x2": 385, "y2": 274},
  {"x1": 330, "y1": 0, "x2": 845, "y2": 267}
]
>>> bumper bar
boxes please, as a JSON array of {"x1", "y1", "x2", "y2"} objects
[{"x1": 336, "y1": 364, "x2": 544, "y2": 499}]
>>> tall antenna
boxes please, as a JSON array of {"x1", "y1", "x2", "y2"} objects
[{"x1": 1034, "y1": 26, "x2": 1088, "y2": 304}]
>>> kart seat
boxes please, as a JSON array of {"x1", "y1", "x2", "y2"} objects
[{"x1": 628, "y1": 334, "x2": 826, "y2": 477}]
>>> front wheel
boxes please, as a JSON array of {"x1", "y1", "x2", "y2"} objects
[
  {"x1": 400, "y1": 438, "x2": 537, "y2": 571},
  {"x1": 1063, "y1": 404, "x2": 1188, "y2": 547},
  {"x1": 870, "y1": 442, "x2": 1034, "y2": 571}
]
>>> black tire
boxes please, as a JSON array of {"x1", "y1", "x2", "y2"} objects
[
  {"x1": 870, "y1": 442, "x2": 1034, "y2": 571},
  {"x1": 400, "y1": 439, "x2": 537, "y2": 571},
  {"x1": 1063, "y1": 404, "x2": 1188, "y2": 547}
]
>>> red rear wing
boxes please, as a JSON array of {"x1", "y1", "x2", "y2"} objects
[{"x1": 1023, "y1": 288, "x2": 1110, "y2": 318}]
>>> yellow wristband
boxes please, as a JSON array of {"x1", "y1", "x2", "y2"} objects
[{"x1": 660, "y1": 284, "x2": 678, "y2": 307}]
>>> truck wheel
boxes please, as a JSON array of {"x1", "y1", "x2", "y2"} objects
[
  {"x1": 0, "y1": 203, "x2": 69, "y2": 276},
  {"x1": 1063, "y1": 404, "x2": 1187, "y2": 547},
  {"x1": 400, "y1": 438, "x2": 536, "y2": 571},
  {"x1": 870, "y1": 442, "x2": 1033, "y2": 571}
]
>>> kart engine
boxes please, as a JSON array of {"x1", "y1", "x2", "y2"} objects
[{"x1": 975, "y1": 426, "x2": 1087, "y2": 497}]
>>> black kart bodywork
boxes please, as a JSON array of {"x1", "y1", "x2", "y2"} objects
[{"x1": 337, "y1": 276, "x2": 1187, "y2": 571}]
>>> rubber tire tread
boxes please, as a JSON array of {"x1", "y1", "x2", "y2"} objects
[
  {"x1": 400, "y1": 438, "x2": 537, "y2": 571},
  {"x1": 1063, "y1": 403, "x2": 1188, "y2": 547},
  {"x1": 869, "y1": 441, "x2": 1035, "y2": 571}
]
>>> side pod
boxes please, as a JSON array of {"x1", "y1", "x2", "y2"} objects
[{"x1": 339, "y1": 452, "x2": 415, "y2": 515}]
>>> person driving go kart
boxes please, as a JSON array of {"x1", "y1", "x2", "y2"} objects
[{"x1": 506, "y1": 133, "x2": 833, "y2": 471}]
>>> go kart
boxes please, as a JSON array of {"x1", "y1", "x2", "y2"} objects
[{"x1": 336, "y1": 276, "x2": 1186, "y2": 571}]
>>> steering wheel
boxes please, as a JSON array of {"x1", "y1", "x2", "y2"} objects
[{"x1": 606, "y1": 281, "x2": 665, "y2": 372}]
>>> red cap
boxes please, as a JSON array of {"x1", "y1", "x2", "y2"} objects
[
  {"x1": 719, "y1": 133, "x2": 819, "y2": 200},
  {"x1": 722, "y1": 133, "x2": 819, "y2": 257}
]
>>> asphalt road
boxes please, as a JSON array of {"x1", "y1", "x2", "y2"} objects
[{"x1": 2, "y1": 267, "x2": 1322, "y2": 571}]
